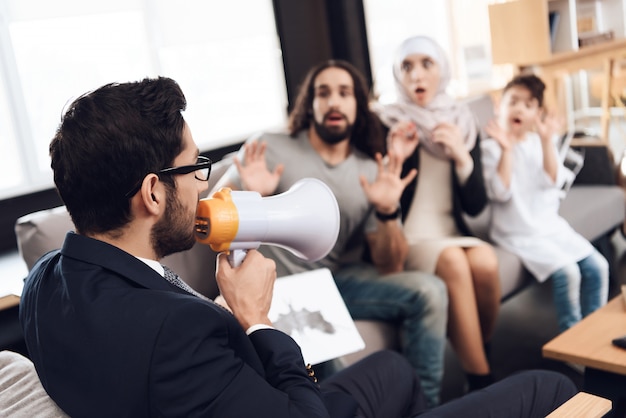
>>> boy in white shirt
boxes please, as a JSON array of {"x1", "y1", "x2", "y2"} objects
[{"x1": 482, "y1": 74, "x2": 609, "y2": 332}]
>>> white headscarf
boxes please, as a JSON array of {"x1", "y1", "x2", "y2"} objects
[{"x1": 375, "y1": 35, "x2": 477, "y2": 160}]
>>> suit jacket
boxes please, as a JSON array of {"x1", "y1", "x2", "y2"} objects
[{"x1": 20, "y1": 232, "x2": 356, "y2": 417}]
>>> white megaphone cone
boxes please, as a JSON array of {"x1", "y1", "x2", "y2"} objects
[{"x1": 195, "y1": 178, "x2": 340, "y2": 266}]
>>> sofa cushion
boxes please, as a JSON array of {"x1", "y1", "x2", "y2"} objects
[
  {"x1": 15, "y1": 206, "x2": 74, "y2": 271},
  {"x1": 495, "y1": 247, "x2": 529, "y2": 300},
  {"x1": 559, "y1": 185, "x2": 624, "y2": 241},
  {"x1": 0, "y1": 350, "x2": 68, "y2": 417}
]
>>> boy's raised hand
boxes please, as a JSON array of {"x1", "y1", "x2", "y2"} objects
[
  {"x1": 234, "y1": 140, "x2": 284, "y2": 196},
  {"x1": 485, "y1": 119, "x2": 513, "y2": 151},
  {"x1": 535, "y1": 112, "x2": 562, "y2": 144}
]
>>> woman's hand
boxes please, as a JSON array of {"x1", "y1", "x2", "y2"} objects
[
  {"x1": 387, "y1": 120, "x2": 419, "y2": 163},
  {"x1": 432, "y1": 122, "x2": 472, "y2": 167},
  {"x1": 234, "y1": 141, "x2": 284, "y2": 196}
]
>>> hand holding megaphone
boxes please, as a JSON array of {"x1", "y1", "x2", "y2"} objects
[{"x1": 195, "y1": 178, "x2": 340, "y2": 267}]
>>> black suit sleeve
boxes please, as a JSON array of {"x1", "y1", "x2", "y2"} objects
[{"x1": 149, "y1": 301, "x2": 334, "y2": 418}]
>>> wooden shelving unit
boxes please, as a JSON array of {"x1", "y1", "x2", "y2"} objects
[
  {"x1": 488, "y1": 0, "x2": 626, "y2": 144},
  {"x1": 490, "y1": 0, "x2": 626, "y2": 63}
]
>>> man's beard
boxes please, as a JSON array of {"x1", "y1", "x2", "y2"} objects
[
  {"x1": 313, "y1": 117, "x2": 353, "y2": 145},
  {"x1": 151, "y1": 189, "x2": 197, "y2": 259}
]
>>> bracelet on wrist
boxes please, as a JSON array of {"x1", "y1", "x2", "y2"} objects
[{"x1": 375, "y1": 207, "x2": 401, "y2": 222}]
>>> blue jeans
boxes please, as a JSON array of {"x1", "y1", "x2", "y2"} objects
[
  {"x1": 549, "y1": 250, "x2": 609, "y2": 332},
  {"x1": 333, "y1": 263, "x2": 447, "y2": 408}
]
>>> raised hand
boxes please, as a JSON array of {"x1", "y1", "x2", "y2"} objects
[
  {"x1": 431, "y1": 122, "x2": 470, "y2": 164},
  {"x1": 387, "y1": 120, "x2": 419, "y2": 163},
  {"x1": 485, "y1": 119, "x2": 513, "y2": 151},
  {"x1": 359, "y1": 151, "x2": 417, "y2": 214},
  {"x1": 535, "y1": 112, "x2": 562, "y2": 145},
  {"x1": 233, "y1": 141, "x2": 284, "y2": 196}
]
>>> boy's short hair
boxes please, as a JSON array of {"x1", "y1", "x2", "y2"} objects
[{"x1": 503, "y1": 74, "x2": 546, "y2": 107}]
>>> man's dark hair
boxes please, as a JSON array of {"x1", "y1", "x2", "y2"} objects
[
  {"x1": 503, "y1": 74, "x2": 546, "y2": 107},
  {"x1": 287, "y1": 59, "x2": 384, "y2": 158},
  {"x1": 50, "y1": 77, "x2": 187, "y2": 235}
]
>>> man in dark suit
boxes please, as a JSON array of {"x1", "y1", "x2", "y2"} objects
[
  {"x1": 20, "y1": 76, "x2": 576, "y2": 417},
  {"x1": 18, "y1": 76, "x2": 425, "y2": 418}
]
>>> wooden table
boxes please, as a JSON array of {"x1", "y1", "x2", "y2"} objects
[
  {"x1": 547, "y1": 392, "x2": 612, "y2": 418},
  {"x1": 543, "y1": 296, "x2": 626, "y2": 373},
  {"x1": 543, "y1": 295, "x2": 626, "y2": 416}
]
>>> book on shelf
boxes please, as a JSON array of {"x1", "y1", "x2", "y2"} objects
[
  {"x1": 549, "y1": 11, "x2": 560, "y2": 49},
  {"x1": 578, "y1": 31, "x2": 615, "y2": 48}
]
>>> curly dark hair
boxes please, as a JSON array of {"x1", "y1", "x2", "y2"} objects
[
  {"x1": 287, "y1": 59, "x2": 384, "y2": 158},
  {"x1": 503, "y1": 74, "x2": 546, "y2": 107},
  {"x1": 49, "y1": 76, "x2": 187, "y2": 235}
]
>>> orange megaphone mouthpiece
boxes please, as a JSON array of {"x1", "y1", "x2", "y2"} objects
[{"x1": 194, "y1": 188, "x2": 240, "y2": 252}]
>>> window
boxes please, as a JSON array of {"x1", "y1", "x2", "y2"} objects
[
  {"x1": 0, "y1": 0, "x2": 286, "y2": 199},
  {"x1": 0, "y1": 83, "x2": 24, "y2": 194},
  {"x1": 363, "y1": 0, "x2": 513, "y2": 103},
  {"x1": 363, "y1": 0, "x2": 452, "y2": 104}
]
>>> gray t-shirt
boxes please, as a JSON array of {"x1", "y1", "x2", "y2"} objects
[{"x1": 222, "y1": 130, "x2": 378, "y2": 277}]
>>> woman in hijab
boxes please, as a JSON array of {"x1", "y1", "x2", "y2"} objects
[{"x1": 373, "y1": 35, "x2": 500, "y2": 391}]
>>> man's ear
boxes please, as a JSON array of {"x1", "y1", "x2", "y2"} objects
[{"x1": 139, "y1": 174, "x2": 162, "y2": 215}]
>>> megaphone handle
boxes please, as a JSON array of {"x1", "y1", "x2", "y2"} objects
[{"x1": 227, "y1": 249, "x2": 248, "y2": 267}]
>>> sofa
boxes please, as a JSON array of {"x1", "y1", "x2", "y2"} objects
[
  {"x1": 14, "y1": 94, "x2": 626, "y2": 367},
  {"x1": 0, "y1": 350, "x2": 68, "y2": 417}
]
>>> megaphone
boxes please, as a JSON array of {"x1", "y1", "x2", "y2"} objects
[{"x1": 195, "y1": 178, "x2": 340, "y2": 266}]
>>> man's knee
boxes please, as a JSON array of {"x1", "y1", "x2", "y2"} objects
[
  {"x1": 345, "y1": 350, "x2": 428, "y2": 416},
  {"x1": 365, "y1": 349, "x2": 410, "y2": 369},
  {"x1": 363, "y1": 350, "x2": 423, "y2": 390},
  {"x1": 504, "y1": 370, "x2": 577, "y2": 400},
  {"x1": 382, "y1": 270, "x2": 448, "y2": 318},
  {"x1": 406, "y1": 272, "x2": 448, "y2": 313}
]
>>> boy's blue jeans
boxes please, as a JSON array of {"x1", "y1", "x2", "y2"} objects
[
  {"x1": 549, "y1": 249, "x2": 609, "y2": 332},
  {"x1": 333, "y1": 263, "x2": 447, "y2": 408}
]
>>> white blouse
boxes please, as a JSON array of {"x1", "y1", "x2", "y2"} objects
[{"x1": 403, "y1": 148, "x2": 484, "y2": 274}]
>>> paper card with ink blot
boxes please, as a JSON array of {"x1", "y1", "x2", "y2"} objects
[{"x1": 269, "y1": 268, "x2": 365, "y2": 365}]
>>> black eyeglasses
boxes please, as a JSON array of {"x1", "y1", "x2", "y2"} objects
[{"x1": 124, "y1": 155, "x2": 212, "y2": 198}]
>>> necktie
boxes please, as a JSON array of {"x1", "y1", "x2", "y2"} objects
[{"x1": 162, "y1": 265, "x2": 210, "y2": 301}]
